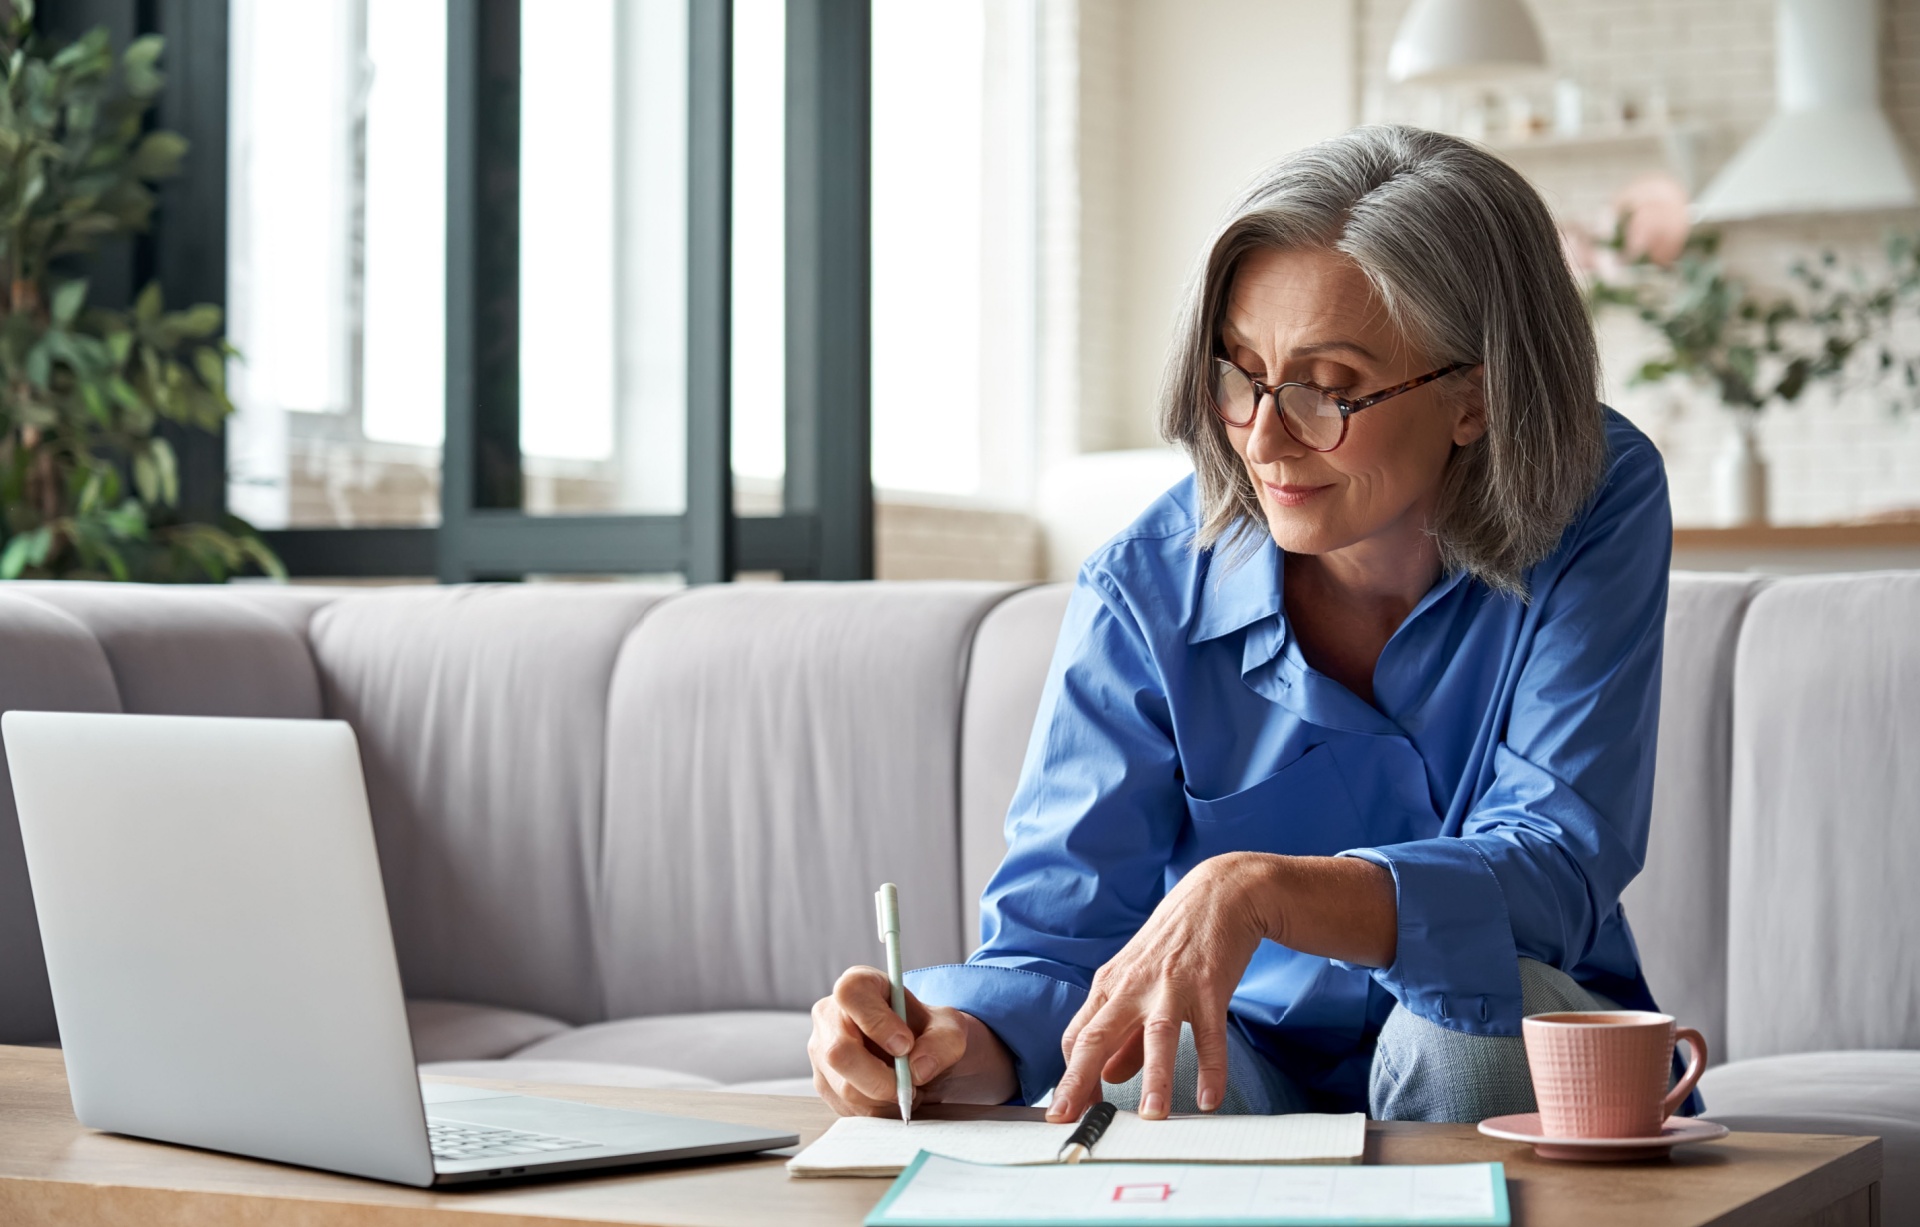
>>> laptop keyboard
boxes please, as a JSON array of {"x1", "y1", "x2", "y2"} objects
[{"x1": 428, "y1": 1120, "x2": 593, "y2": 1163}]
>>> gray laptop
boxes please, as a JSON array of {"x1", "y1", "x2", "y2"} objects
[{"x1": 2, "y1": 710, "x2": 797, "y2": 1187}]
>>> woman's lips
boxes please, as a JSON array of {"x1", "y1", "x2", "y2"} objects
[{"x1": 1263, "y1": 481, "x2": 1333, "y2": 508}]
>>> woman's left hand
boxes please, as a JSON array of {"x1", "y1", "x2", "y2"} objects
[{"x1": 1047, "y1": 852, "x2": 1274, "y2": 1123}]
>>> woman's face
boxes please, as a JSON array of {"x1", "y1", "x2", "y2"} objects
[{"x1": 1218, "y1": 246, "x2": 1484, "y2": 559}]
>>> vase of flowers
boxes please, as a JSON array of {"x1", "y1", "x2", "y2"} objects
[{"x1": 1580, "y1": 175, "x2": 1920, "y2": 528}]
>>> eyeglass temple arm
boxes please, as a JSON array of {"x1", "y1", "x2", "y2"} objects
[{"x1": 1347, "y1": 361, "x2": 1476, "y2": 411}]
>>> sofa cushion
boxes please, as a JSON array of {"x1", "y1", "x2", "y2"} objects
[
  {"x1": 1700, "y1": 1051, "x2": 1920, "y2": 1225},
  {"x1": 958, "y1": 583, "x2": 1071, "y2": 946},
  {"x1": 309, "y1": 585, "x2": 674, "y2": 1024},
  {"x1": 0, "y1": 590, "x2": 122, "y2": 1044},
  {"x1": 419, "y1": 1060, "x2": 722, "y2": 1092},
  {"x1": 718, "y1": 1077, "x2": 819, "y2": 1097},
  {"x1": 405, "y1": 999, "x2": 570, "y2": 1062},
  {"x1": 13, "y1": 581, "x2": 323, "y2": 718},
  {"x1": 1727, "y1": 573, "x2": 1920, "y2": 1061},
  {"x1": 217, "y1": 585, "x2": 355, "y2": 638},
  {"x1": 1620, "y1": 573, "x2": 1765, "y2": 1066},
  {"x1": 509, "y1": 1010, "x2": 815, "y2": 1085},
  {"x1": 598, "y1": 582, "x2": 1021, "y2": 1018}
]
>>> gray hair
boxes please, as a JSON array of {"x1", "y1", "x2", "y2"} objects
[{"x1": 1160, "y1": 124, "x2": 1606, "y2": 596}]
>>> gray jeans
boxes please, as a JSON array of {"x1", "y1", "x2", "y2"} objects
[{"x1": 1102, "y1": 959, "x2": 1612, "y2": 1122}]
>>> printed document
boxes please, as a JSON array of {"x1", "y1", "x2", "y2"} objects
[{"x1": 865, "y1": 1155, "x2": 1509, "y2": 1226}]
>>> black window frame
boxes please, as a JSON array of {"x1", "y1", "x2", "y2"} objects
[{"x1": 42, "y1": 0, "x2": 873, "y2": 583}]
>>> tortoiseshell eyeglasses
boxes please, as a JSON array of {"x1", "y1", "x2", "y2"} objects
[{"x1": 1210, "y1": 358, "x2": 1475, "y2": 452}]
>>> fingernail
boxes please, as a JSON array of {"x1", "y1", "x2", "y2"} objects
[
  {"x1": 1197, "y1": 1086, "x2": 1219, "y2": 1112},
  {"x1": 886, "y1": 1034, "x2": 911, "y2": 1057},
  {"x1": 1142, "y1": 1092, "x2": 1165, "y2": 1118},
  {"x1": 911, "y1": 1054, "x2": 936, "y2": 1082}
]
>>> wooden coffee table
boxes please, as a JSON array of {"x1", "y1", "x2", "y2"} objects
[{"x1": 0, "y1": 1045, "x2": 1880, "y2": 1226}]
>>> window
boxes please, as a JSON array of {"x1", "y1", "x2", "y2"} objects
[
  {"x1": 204, "y1": 0, "x2": 876, "y2": 580},
  {"x1": 226, "y1": 0, "x2": 447, "y2": 529},
  {"x1": 871, "y1": 1, "x2": 1040, "y2": 506}
]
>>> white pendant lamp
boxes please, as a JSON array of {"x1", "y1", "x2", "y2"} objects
[
  {"x1": 1386, "y1": 0, "x2": 1548, "y2": 86},
  {"x1": 1693, "y1": 0, "x2": 1918, "y2": 221}
]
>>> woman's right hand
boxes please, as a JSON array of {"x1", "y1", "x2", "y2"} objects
[{"x1": 808, "y1": 966, "x2": 1020, "y2": 1115}]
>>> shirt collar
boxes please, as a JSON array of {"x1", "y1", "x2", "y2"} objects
[
  {"x1": 1188, "y1": 534, "x2": 1283, "y2": 645},
  {"x1": 1187, "y1": 531, "x2": 1478, "y2": 657}
]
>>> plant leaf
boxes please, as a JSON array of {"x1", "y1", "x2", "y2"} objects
[
  {"x1": 127, "y1": 129, "x2": 187, "y2": 181},
  {"x1": 150, "y1": 434, "x2": 177, "y2": 504},
  {"x1": 132, "y1": 450, "x2": 158, "y2": 503},
  {"x1": 1, "y1": 525, "x2": 51, "y2": 578},
  {"x1": 50, "y1": 277, "x2": 87, "y2": 326},
  {"x1": 134, "y1": 281, "x2": 162, "y2": 323}
]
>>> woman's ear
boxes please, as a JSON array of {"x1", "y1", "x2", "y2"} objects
[{"x1": 1451, "y1": 364, "x2": 1489, "y2": 447}]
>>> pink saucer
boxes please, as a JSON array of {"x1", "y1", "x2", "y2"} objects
[{"x1": 1477, "y1": 1112, "x2": 1729, "y2": 1161}]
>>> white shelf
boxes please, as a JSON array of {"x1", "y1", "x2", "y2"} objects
[{"x1": 1478, "y1": 124, "x2": 1703, "y2": 155}]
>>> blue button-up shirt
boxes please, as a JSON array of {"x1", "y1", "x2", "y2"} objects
[{"x1": 908, "y1": 410, "x2": 1673, "y2": 1111}]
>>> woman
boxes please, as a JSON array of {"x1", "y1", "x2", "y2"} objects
[{"x1": 810, "y1": 125, "x2": 1678, "y2": 1124}]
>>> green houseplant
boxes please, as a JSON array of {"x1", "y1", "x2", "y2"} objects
[
  {"x1": 1585, "y1": 217, "x2": 1920, "y2": 525},
  {"x1": 0, "y1": 0, "x2": 280, "y2": 581},
  {"x1": 1587, "y1": 228, "x2": 1920, "y2": 418}
]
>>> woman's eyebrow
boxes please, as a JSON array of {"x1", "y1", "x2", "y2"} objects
[
  {"x1": 1289, "y1": 339, "x2": 1378, "y2": 362},
  {"x1": 1217, "y1": 331, "x2": 1379, "y2": 364}
]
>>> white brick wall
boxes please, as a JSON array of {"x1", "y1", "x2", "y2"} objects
[{"x1": 1361, "y1": 0, "x2": 1920, "y2": 525}]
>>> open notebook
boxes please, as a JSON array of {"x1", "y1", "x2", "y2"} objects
[{"x1": 788, "y1": 1111, "x2": 1367, "y2": 1178}]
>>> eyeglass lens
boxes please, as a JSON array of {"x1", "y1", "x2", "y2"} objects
[{"x1": 1211, "y1": 362, "x2": 1344, "y2": 450}]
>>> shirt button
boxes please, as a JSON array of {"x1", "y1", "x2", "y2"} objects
[{"x1": 1477, "y1": 999, "x2": 1490, "y2": 1022}]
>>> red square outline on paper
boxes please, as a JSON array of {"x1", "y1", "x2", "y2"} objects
[{"x1": 1111, "y1": 1182, "x2": 1173, "y2": 1203}]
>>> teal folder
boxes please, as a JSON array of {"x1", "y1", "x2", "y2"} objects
[{"x1": 864, "y1": 1153, "x2": 1510, "y2": 1227}]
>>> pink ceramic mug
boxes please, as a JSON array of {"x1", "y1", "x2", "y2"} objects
[{"x1": 1521, "y1": 1011, "x2": 1707, "y2": 1139}]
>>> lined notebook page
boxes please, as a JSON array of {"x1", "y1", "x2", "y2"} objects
[
  {"x1": 786, "y1": 1112, "x2": 1366, "y2": 1177},
  {"x1": 1092, "y1": 1112, "x2": 1366, "y2": 1164},
  {"x1": 787, "y1": 1118, "x2": 1074, "y2": 1176}
]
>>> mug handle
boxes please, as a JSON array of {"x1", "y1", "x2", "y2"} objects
[{"x1": 1661, "y1": 1027, "x2": 1708, "y2": 1118}]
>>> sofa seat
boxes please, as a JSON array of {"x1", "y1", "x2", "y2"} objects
[
  {"x1": 509, "y1": 1011, "x2": 815, "y2": 1084},
  {"x1": 408, "y1": 1001, "x2": 817, "y2": 1093},
  {"x1": 418, "y1": 1059, "x2": 726, "y2": 1091},
  {"x1": 1700, "y1": 1051, "x2": 1920, "y2": 1224},
  {"x1": 405, "y1": 1000, "x2": 571, "y2": 1062}
]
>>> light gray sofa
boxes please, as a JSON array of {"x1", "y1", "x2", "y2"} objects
[{"x1": 0, "y1": 574, "x2": 1913, "y2": 1214}]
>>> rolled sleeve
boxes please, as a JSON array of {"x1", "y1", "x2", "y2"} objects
[
  {"x1": 905, "y1": 962, "x2": 1088, "y2": 1105},
  {"x1": 1338, "y1": 841, "x2": 1523, "y2": 1033}
]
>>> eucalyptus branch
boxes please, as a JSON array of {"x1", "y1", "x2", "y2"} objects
[{"x1": 1586, "y1": 221, "x2": 1920, "y2": 420}]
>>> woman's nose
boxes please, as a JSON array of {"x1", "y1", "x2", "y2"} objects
[{"x1": 1243, "y1": 391, "x2": 1305, "y2": 466}]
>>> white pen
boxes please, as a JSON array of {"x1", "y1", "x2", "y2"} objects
[{"x1": 875, "y1": 882, "x2": 913, "y2": 1124}]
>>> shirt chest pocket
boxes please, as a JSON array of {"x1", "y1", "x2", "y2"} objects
[{"x1": 1181, "y1": 743, "x2": 1367, "y2": 860}]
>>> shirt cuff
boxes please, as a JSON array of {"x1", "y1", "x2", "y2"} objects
[
  {"x1": 905, "y1": 962, "x2": 1088, "y2": 1106},
  {"x1": 1334, "y1": 841, "x2": 1524, "y2": 1035}
]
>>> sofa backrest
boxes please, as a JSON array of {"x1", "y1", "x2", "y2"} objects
[
  {"x1": 1725, "y1": 572, "x2": 1920, "y2": 1061},
  {"x1": 0, "y1": 571, "x2": 1906, "y2": 1063},
  {"x1": 1622, "y1": 572, "x2": 1767, "y2": 1065},
  {"x1": 307, "y1": 585, "x2": 673, "y2": 1025},
  {"x1": 597, "y1": 582, "x2": 1017, "y2": 1018},
  {"x1": 958, "y1": 583, "x2": 1074, "y2": 943},
  {"x1": 0, "y1": 591, "x2": 122, "y2": 1042}
]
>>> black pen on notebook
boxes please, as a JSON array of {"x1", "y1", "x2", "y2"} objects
[
  {"x1": 1056, "y1": 1101, "x2": 1117, "y2": 1164},
  {"x1": 875, "y1": 883, "x2": 913, "y2": 1123}
]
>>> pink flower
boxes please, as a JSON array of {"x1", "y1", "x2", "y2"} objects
[{"x1": 1613, "y1": 173, "x2": 1691, "y2": 267}]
